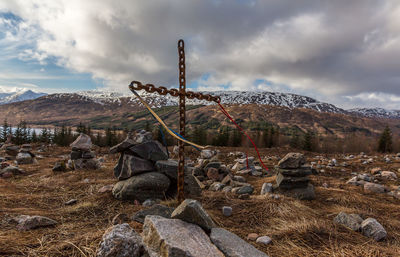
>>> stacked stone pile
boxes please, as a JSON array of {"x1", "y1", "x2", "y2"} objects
[
  {"x1": 111, "y1": 130, "x2": 201, "y2": 202},
  {"x1": 191, "y1": 149, "x2": 254, "y2": 197},
  {"x1": 274, "y1": 153, "x2": 315, "y2": 200},
  {"x1": 69, "y1": 133, "x2": 101, "y2": 170},
  {"x1": 1, "y1": 140, "x2": 20, "y2": 160},
  {"x1": 16, "y1": 144, "x2": 36, "y2": 165},
  {"x1": 97, "y1": 199, "x2": 269, "y2": 257},
  {"x1": 231, "y1": 156, "x2": 263, "y2": 176}
]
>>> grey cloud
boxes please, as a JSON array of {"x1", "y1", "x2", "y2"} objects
[{"x1": 1, "y1": 0, "x2": 400, "y2": 108}]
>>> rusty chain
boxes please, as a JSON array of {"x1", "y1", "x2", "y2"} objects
[{"x1": 129, "y1": 81, "x2": 221, "y2": 103}]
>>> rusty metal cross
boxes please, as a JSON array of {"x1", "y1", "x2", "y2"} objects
[{"x1": 129, "y1": 39, "x2": 220, "y2": 202}]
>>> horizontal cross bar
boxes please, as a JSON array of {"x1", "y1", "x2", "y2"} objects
[{"x1": 129, "y1": 80, "x2": 221, "y2": 103}]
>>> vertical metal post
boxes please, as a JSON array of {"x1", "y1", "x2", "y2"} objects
[{"x1": 177, "y1": 39, "x2": 186, "y2": 202}]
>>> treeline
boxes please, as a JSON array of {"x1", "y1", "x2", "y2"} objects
[
  {"x1": 1, "y1": 119, "x2": 397, "y2": 153},
  {"x1": 0, "y1": 120, "x2": 125, "y2": 147}
]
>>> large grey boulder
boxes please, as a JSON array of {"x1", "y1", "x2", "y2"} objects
[
  {"x1": 128, "y1": 141, "x2": 168, "y2": 162},
  {"x1": 133, "y1": 204, "x2": 175, "y2": 224},
  {"x1": 13, "y1": 215, "x2": 57, "y2": 231},
  {"x1": 114, "y1": 154, "x2": 155, "y2": 180},
  {"x1": 171, "y1": 199, "x2": 215, "y2": 232},
  {"x1": 277, "y1": 153, "x2": 305, "y2": 169},
  {"x1": 112, "y1": 172, "x2": 170, "y2": 202},
  {"x1": 142, "y1": 215, "x2": 224, "y2": 257},
  {"x1": 334, "y1": 212, "x2": 363, "y2": 231},
  {"x1": 210, "y1": 228, "x2": 269, "y2": 257},
  {"x1": 361, "y1": 218, "x2": 387, "y2": 241},
  {"x1": 97, "y1": 223, "x2": 145, "y2": 257},
  {"x1": 70, "y1": 133, "x2": 92, "y2": 151}
]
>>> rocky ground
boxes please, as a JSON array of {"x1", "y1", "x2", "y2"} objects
[{"x1": 1, "y1": 142, "x2": 400, "y2": 256}]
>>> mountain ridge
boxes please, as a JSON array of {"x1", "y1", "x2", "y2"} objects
[{"x1": 1, "y1": 89, "x2": 399, "y2": 119}]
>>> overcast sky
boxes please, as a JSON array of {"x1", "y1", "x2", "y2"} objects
[{"x1": 1, "y1": 0, "x2": 400, "y2": 109}]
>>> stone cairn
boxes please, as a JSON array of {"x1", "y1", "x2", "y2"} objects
[
  {"x1": 274, "y1": 153, "x2": 315, "y2": 200},
  {"x1": 111, "y1": 130, "x2": 201, "y2": 203},
  {"x1": 192, "y1": 149, "x2": 255, "y2": 198},
  {"x1": 68, "y1": 133, "x2": 100, "y2": 170}
]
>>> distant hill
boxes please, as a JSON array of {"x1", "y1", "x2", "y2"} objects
[
  {"x1": 0, "y1": 89, "x2": 47, "y2": 105},
  {"x1": 0, "y1": 90, "x2": 398, "y2": 139}
]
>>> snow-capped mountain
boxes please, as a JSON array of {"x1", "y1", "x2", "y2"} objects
[
  {"x1": 348, "y1": 108, "x2": 400, "y2": 119},
  {"x1": 0, "y1": 90, "x2": 47, "y2": 105},
  {"x1": 2, "y1": 88, "x2": 400, "y2": 119},
  {"x1": 64, "y1": 90, "x2": 345, "y2": 114}
]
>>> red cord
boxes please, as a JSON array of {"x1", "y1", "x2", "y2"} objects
[{"x1": 218, "y1": 102, "x2": 269, "y2": 171}]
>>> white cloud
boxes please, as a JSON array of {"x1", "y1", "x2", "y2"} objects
[{"x1": 1, "y1": 0, "x2": 400, "y2": 108}]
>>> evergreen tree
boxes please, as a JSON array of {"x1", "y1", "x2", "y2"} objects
[
  {"x1": 378, "y1": 125, "x2": 393, "y2": 153},
  {"x1": 303, "y1": 131, "x2": 314, "y2": 151},
  {"x1": 1, "y1": 119, "x2": 8, "y2": 142},
  {"x1": 290, "y1": 130, "x2": 300, "y2": 149},
  {"x1": 40, "y1": 128, "x2": 50, "y2": 143},
  {"x1": 31, "y1": 130, "x2": 38, "y2": 143},
  {"x1": 232, "y1": 129, "x2": 242, "y2": 147},
  {"x1": 213, "y1": 127, "x2": 229, "y2": 146},
  {"x1": 192, "y1": 126, "x2": 207, "y2": 145}
]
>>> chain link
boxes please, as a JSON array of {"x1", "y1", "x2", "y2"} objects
[{"x1": 129, "y1": 80, "x2": 221, "y2": 103}]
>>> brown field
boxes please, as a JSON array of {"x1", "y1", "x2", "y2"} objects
[{"x1": 1, "y1": 146, "x2": 400, "y2": 257}]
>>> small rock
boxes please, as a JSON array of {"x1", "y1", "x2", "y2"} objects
[
  {"x1": 14, "y1": 215, "x2": 57, "y2": 231},
  {"x1": 70, "y1": 133, "x2": 92, "y2": 151},
  {"x1": 52, "y1": 161, "x2": 67, "y2": 172},
  {"x1": 381, "y1": 171, "x2": 397, "y2": 180},
  {"x1": 209, "y1": 182, "x2": 225, "y2": 191},
  {"x1": 278, "y1": 153, "x2": 306, "y2": 169},
  {"x1": 97, "y1": 223, "x2": 145, "y2": 257},
  {"x1": 132, "y1": 204, "x2": 174, "y2": 224},
  {"x1": 210, "y1": 228, "x2": 269, "y2": 257},
  {"x1": 364, "y1": 182, "x2": 386, "y2": 194},
  {"x1": 233, "y1": 176, "x2": 246, "y2": 183},
  {"x1": 171, "y1": 199, "x2": 216, "y2": 232},
  {"x1": 222, "y1": 206, "x2": 232, "y2": 217},
  {"x1": 361, "y1": 218, "x2": 387, "y2": 241},
  {"x1": 238, "y1": 193, "x2": 250, "y2": 199},
  {"x1": 142, "y1": 199, "x2": 160, "y2": 207},
  {"x1": 260, "y1": 183, "x2": 273, "y2": 195},
  {"x1": 65, "y1": 199, "x2": 78, "y2": 206},
  {"x1": 247, "y1": 233, "x2": 259, "y2": 241},
  {"x1": 207, "y1": 167, "x2": 221, "y2": 181},
  {"x1": 333, "y1": 212, "x2": 363, "y2": 231},
  {"x1": 256, "y1": 236, "x2": 272, "y2": 245},
  {"x1": 236, "y1": 185, "x2": 254, "y2": 195},
  {"x1": 201, "y1": 149, "x2": 215, "y2": 159},
  {"x1": 98, "y1": 184, "x2": 114, "y2": 193}
]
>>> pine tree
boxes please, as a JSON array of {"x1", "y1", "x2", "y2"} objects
[
  {"x1": 303, "y1": 131, "x2": 314, "y2": 151},
  {"x1": 2, "y1": 119, "x2": 9, "y2": 142},
  {"x1": 31, "y1": 130, "x2": 38, "y2": 143},
  {"x1": 378, "y1": 125, "x2": 393, "y2": 153},
  {"x1": 192, "y1": 126, "x2": 207, "y2": 145},
  {"x1": 290, "y1": 130, "x2": 300, "y2": 149},
  {"x1": 232, "y1": 129, "x2": 242, "y2": 147},
  {"x1": 40, "y1": 128, "x2": 50, "y2": 143}
]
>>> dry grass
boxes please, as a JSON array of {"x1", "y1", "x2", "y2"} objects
[{"x1": 1, "y1": 146, "x2": 400, "y2": 256}]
